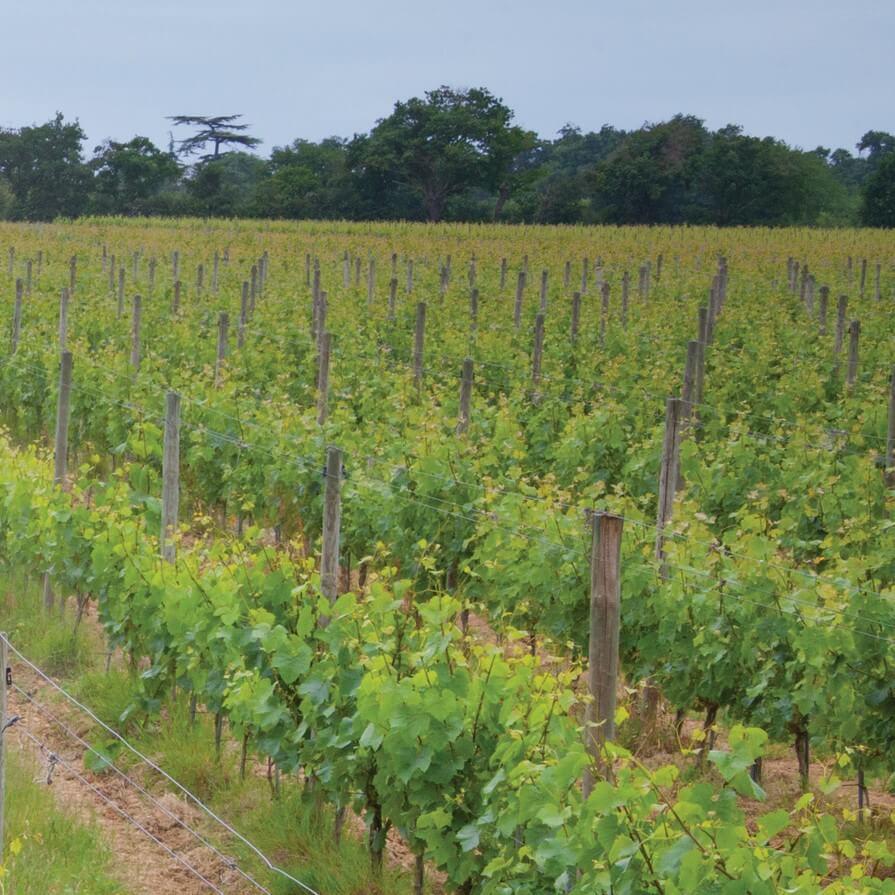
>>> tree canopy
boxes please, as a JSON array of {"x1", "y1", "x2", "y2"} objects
[{"x1": 0, "y1": 98, "x2": 890, "y2": 226}]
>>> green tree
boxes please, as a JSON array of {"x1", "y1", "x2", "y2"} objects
[
  {"x1": 89, "y1": 136, "x2": 181, "y2": 215},
  {"x1": 592, "y1": 115, "x2": 709, "y2": 224},
  {"x1": 861, "y1": 151, "x2": 895, "y2": 226},
  {"x1": 701, "y1": 128, "x2": 848, "y2": 225},
  {"x1": 185, "y1": 151, "x2": 268, "y2": 217},
  {"x1": 353, "y1": 86, "x2": 535, "y2": 222},
  {"x1": 0, "y1": 113, "x2": 91, "y2": 220},
  {"x1": 255, "y1": 138, "x2": 355, "y2": 219},
  {"x1": 169, "y1": 115, "x2": 261, "y2": 160}
]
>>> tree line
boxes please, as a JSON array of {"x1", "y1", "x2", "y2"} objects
[{"x1": 1, "y1": 87, "x2": 893, "y2": 226}]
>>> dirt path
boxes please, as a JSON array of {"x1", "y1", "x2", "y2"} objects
[{"x1": 8, "y1": 676, "x2": 254, "y2": 895}]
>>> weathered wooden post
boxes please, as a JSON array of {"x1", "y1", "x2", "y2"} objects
[
  {"x1": 456, "y1": 358, "x2": 474, "y2": 436},
  {"x1": 582, "y1": 511, "x2": 624, "y2": 799},
  {"x1": 11, "y1": 280, "x2": 22, "y2": 353},
  {"x1": 514, "y1": 271, "x2": 525, "y2": 329},
  {"x1": 161, "y1": 391, "x2": 181, "y2": 564},
  {"x1": 130, "y1": 295, "x2": 142, "y2": 371},
  {"x1": 413, "y1": 302, "x2": 427, "y2": 389},
  {"x1": 321, "y1": 446, "x2": 342, "y2": 606},
  {"x1": 846, "y1": 320, "x2": 860, "y2": 387},
  {"x1": 317, "y1": 332, "x2": 332, "y2": 425},
  {"x1": 214, "y1": 312, "x2": 229, "y2": 387}
]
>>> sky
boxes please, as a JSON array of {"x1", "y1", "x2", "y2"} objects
[{"x1": 3, "y1": 0, "x2": 891, "y2": 157}]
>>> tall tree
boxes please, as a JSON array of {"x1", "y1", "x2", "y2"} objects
[
  {"x1": 0, "y1": 113, "x2": 91, "y2": 220},
  {"x1": 353, "y1": 86, "x2": 535, "y2": 222},
  {"x1": 169, "y1": 115, "x2": 261, "y2": 160}
]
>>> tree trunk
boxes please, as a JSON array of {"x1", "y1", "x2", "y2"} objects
[{"x1": 493, "y1": 182, "x2": 510, "y2": 220}]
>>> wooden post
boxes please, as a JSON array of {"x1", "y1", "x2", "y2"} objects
[
  {"x1": 238, "y1": 284, "x2": 249, "y2": 348},
  {"x1": 600, "y1": 282, "x2": 610, "y2": 346},
  {"x1": 531, "y1": 313, "x2": 545, "y2": 397},
  {"x1": 581, "y1": 257, "x2": 588, "y2": 294},
  {"x1": 172, "y1": 280, "x2": 181, "y2": 315},
  {"x1": 25, "y1": 260, "x2": 32, "y2": 296},
  {"x1": 161, "y1": 391, "x2": 181, "y2": 563},
  {"x1": 305, "y1": 253, "x2": 311, "y2": 287},
  {"x1": 570, "y1": 291, "x2": 581, "y2": 343},
  {"x1": 469, "y1": 288, "x2": 479, "y2": 328},
  {"x1": 317, "y1": 332, "x2": 332, "y2": 425},
  {"x1": 834, "y1": 295, "x2": 847, "y2": 354},
  {"x1": 500, "y1": 257, "x2": 508, "y2": 291},
  {"x1": 42, "y1": 351, "x2": 74, "y2": 610},
  {"x1": 388, "y1": 277, "x2": 398, "y2": 321},
  {"x1": 456, "y1": 358, "x2": 474, "y2": 436},
  {"x1": 130, "y1": 295, "x2": 142, "y2": 371},
  {"x1": 582, "y1": 512, "x2": 623, "y2": 799},
  {"x1": 250, "y1": 264, "x2": 258, "y2": 314},
  {"x1": 108, "y1": 254, "x2": 116, "y2": 291},
  {"x1": 214, "y1": 312, "x2": 229, "y2": 387},
  {"x1": 172, "y1": 250, "x2": 180, "y2": 281},
  {"x1": 514, "y1": 271, "x2": 525, "y2": 328},
  {"x1": 406, "y1": 259, "x2": 414, "y2": 294},
  {"x1": 117, "y1": 267, "x2": 125, "y2": 318},
  {"x1": 354, "y1": 255, "x2": 361, "y2": 287},
  {"x1": 36, "y1": 250, "x2": 42, "y2": 278},
  {"x1": 69, "y1": 256, "x2": 76, "y2": 294},
  {"x1": 53, "y1": 351, "x2": 74, "y2": 486},
  {"x1": 860, "y1": 258, "x2": 867, "y2": 298},
  {"x1": 321, "y1": 446, "x2": 342, "y2": 605},
  {"x1": 58, "y1": 288, "x2": 70, "y2": 351},
  {"x1": 11, "y1": 279, "x2": 22, "y2": 353},
  {"x1": 196, "y1": 263, "x2": 204, "y2": 299},
  {"x1": 413, "y1": 302, "x2": 427, "y2": 389},
  {"x1": 367, "y1": 259, "x2": 376, "y2": 306},
  {"x1": 563, "y1": 260, "x2": 571, "y2": 289},
  {"x1": 212, "y1": 251, "x2": 219, "y2": 293},
  {"x1": 818, "y1": 285, "x2": 829, "y2": 335},
  {"x1": 886, "y1": 366, "x2": 895, "y2": 487},
  {"x1": 846, "y1": 320, "x2": 860, "y2": 387},
  {"x1": 343, "y1": 253, "x2": 350, "y2": 288},
  {"x1": 539, "y1": 270, "x2": 548, "y2": 311},
  {"x1": 655, "y1": 397, "x2": 684, "y2": 562}
]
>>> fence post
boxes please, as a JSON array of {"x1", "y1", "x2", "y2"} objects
[
  {"x1": 570, "y1": 291, "x2": 581, "y2": 344},
  {"x1": 834, "y1": 295, "x2": 847, "y2": 354},
  {"x1": 818, "y1": 285, "x2": 829, "y2": 335},
  {"x1": 655, "y1": 397, "x2": 684, "y2": 563},
  {"x1": 414, "y1": 302, "x2": 427, "y2": 389},
  {"x1": 456, "y1": 358, "x2": 474, "y2": 436},
  {"x1": 117, "y1": 268, "x2": 126, "y2": 318},
  {"x1": 321, "y1": 446, "x2": 343, "y2": 606},
  {"x1": 130, "y1": 295, "x2": 142, "y2": 371},
  {"x1": 317, "y1": 332, "x2": 332, "y2": 425},
  {"x1": 11, "y1": 279, "x2": 22, "y2": 353},
  {"x1": 58, "y1": 287, "x2": 70, "y2": 352},
  {"x1": 582, "y1": 512, "x2": 624, "y2": 799},
  {"x1": 514, "y1": 271, "x2": 525, "y2": 329},
  {"x1": 43, "y1": 351, "x2": 74, "y2": 610},
  {"x1": 161, "y1": 391, "x2": 181, "y2": 564},
  {"x1": 214, "y1": 312, "x2": 229, "y2": 387},
  {"x1": 846, "y1": 319, "x2": 860, "y2": 387}
]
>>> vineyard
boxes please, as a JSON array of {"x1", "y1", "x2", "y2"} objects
[{"x1": 1, "y1": 218, "x2": 895, "y2": 893}]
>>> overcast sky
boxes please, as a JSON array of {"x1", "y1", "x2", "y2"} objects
[{"x1": 4, "y1": 0, "x2": 891, "y2": 157}]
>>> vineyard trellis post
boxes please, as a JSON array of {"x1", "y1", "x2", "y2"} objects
[
  {"x1": 58, "y1": 288, "x2": 70, "y2": 352},
  {"x1": 214, "y1": 312, "x2": 229, "y2": 388},
  {"x1": 321, "y1": 446, "x2": 343, "y2": 608},
  {"x1": 582, "y1": 512, "x2": 624, "y2": 799},
  {"x1": 43, "y1": 351, "x2": 74, "y2": 610},
  {"x1": 456, "y1": 358, "x2": 474, "y2": 436},
  {"x1": 317, "y1": 333, "x2": 332, "y2": 426},
  {"x1": 161, "y1": 391, "x2": 181, "y2": 564}
]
